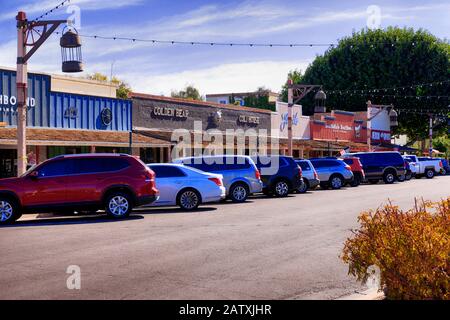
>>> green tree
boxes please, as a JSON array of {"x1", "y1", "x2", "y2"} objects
[
  {"x1": 86, "y1": 73, "x2": 131, "y2": 99},
  {"x1": 171, "y1": 85, "x2": 203, "y2": 101},
  {"x1": 281, "y1": 27, "x2": 450, "y2": 140},
  {"x1": 229, "y1": 87, "x2": 276, "y2": 111}
]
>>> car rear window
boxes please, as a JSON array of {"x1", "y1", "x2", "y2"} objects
[
  {"x1": 73, "y1": 158, "x2": 130, "y2": 174},
  {"x1": 297, "y1": 161, "x2": 311, "y2": 171},
  {"x1": 150, "y1": 165, "x2": 186, "y2": 178},
  {"x1": 343, "y1": 159, "x2": 353, "y2": 165}
]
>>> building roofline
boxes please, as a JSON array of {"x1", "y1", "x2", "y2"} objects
[
  {"x1": 205, "y1": 91, "x2": 279, "y2": 97},
  {"x1": 129, "y1": 92, "x2": 273, "y2": 114}
]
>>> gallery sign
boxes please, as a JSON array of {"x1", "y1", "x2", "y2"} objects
[
  {"x1": 238, "y1": 115, "x2": 260, "y2": 125},
  {"x1": 153, "y1": 106, "x2": 189, "y2": 119}
]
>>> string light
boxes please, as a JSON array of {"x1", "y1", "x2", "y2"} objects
[{"x1": 33, "y1": 0, "x2": 71, "y2": 22}]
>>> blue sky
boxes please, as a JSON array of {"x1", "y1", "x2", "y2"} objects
[{"x1": 0, "y1": 0, "x2": 449, "y2": 96}]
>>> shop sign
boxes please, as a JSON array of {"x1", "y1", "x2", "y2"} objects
[
  {"x1": 325, "y1": 123, "x2": 353, "y2": 131},
  {"x1": 0, "y1": 95, "x2": 36, "y2": 115},
  {"x1": 153, "y1": 106, "x2": 189, "y2": 119},
  {"x1": 371, "y1": 130, "x2": 391, "y2": 142},
  {"x1": 280, "y1": 112, "x2": 299, "y2": 131},
  {"x1": 238, "y1": 115, "x2": 260, "y2": 125},
  {"x1": 64, "y1": 106, "x2": 78, "y2": 119}
]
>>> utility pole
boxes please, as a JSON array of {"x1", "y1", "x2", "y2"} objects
[
  {"x1": 16, "y1": 12, "x2": 27, "y2": 176},
  {"x1": 15, "y1": 12, "x2": 68, "y2": 176},
  {"x1": 429, "y1": 114, "x2": 433, "y2": 158},
  {"x1": 286, "y1": 80, "x2": 324, "y2": 157}
]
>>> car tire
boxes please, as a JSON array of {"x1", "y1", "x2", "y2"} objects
[
  {"x1": 177, "y1": 189, "x2": 201, "y2": 211},
  {"x1": 229, "y1": 183, "x2": 249, "y2": 203},
  {"x1": 350, "y1": 175, "x2": 360, "y2": 187},
  {"x1": 329, "y1": 175, "x2": 344, "y2": 190},
  {"x1": 273, "y1": 179, "x2": 290, "y2": 197},
  {"x1": 397, "y1": 174, "x2": 406, "y2": 182},
  {"x1": 405, "y1": 173, "x2": 412, "y2": 180},
  {"x1": 425, "y1": 169, "x2": 435, "y2": 179},
  {"x1": 0, "y1": 197, "x2": 21, "y2": 225},
  {"x1": 368, "y1": 179, "x2": 379, "y2": 184},
  {"x1": 383, "y1": 171, "x2": 396, "y2": 184},
  {"x1": 105, "y1": 192, "x2": 133, "y2": 219},
  {"x1": 297, "y1": 179, "x2": 309, "y2": 194}
]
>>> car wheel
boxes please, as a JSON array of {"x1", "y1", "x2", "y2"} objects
[
  {"x1": 397, "y1": 174, "x2": 406, "y2": 182},
  {"x1": 329, "y1": 175, "x2": 343, "y2": 189},
  {"x1": 405, "y1": 173, "x2": 412, "y2": 180},
  {"x1": 350, "y1": 175, "x2": 360, "y2": 187},
  {"x1": 105, "y1": 192, "x2": 132, "y2": 219},
  {"x1": 368, "y1": 179, "x2": 379, "y2": 184},
  {"x1": 178, "y1": 189, "x2": 201, "y2": 211},
  {"x1": 425, "y1": 169, "x2": 434, "y2": 179},
  {"x1": 273, "y1": 180, "x2": 290, "y2": 197},
  {"x1": 383, "y1": 171, "x2": 396, "y2": 184},
  {"x1": 229, "y1": 183, "x2": 249, "y2": 203},
  {"x1": 0, "y1": 197, "x2": 21, "y2": 225},
  {"x1": 297, "y1": 179, "x2": 309, "y2": 194}
]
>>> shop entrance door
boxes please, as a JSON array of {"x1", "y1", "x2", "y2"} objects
[{"x1": 0, "y1": 149, "x2": 17, "y2": 178}]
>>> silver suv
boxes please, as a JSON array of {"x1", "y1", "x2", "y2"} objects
[
  {"x1": 295, "y1": 159, "x2": 320, "y2": 193},
  {"x1": 308, "y1": 158, "x2": 354, "y2": 189},
  {"x1": 173, "y1": 155, "x2": 263, "y2": 202}
]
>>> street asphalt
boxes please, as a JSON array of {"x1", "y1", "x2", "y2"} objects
[{"x1": 1, "y1": 176, "x2": 449, "y2": 300}]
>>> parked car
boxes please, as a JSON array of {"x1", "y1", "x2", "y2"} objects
[
  {"x1": 295, "y1": 159, "x2": 320, "y2": 193},
  {"x1": 173, "y1": 155, "x2": 263, "y2": 202},
  {"x1": 342, "y1": 152, "x2": 406, "y2": 184},
  {"x1": 403, "y1": 155, "x2": 442, "y2": 179},
  {"x1": 340, "y1": 157, "x2": 365, "y2": 187},
  {"x1": 146, "y1": 164, "x2": 225, "y2": 210},
  {"x1": 254, "y1": 155, "x2": 303, "y2": 197},
  {"x1": 0, "y1": 154, "x2": 159, "y2": 224},
  {"x1": 308, "y1": 158, "x2": 354, "y2": 189}
]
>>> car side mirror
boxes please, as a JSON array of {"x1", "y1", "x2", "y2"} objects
[{"x1": 29, "y1": 171, "x2": 39, "y2": 179}]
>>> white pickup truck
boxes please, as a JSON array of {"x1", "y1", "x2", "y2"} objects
[{"x1": 403, "y1": 155, "x2": 443, "y2": 179}]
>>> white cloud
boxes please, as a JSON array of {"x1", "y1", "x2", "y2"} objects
[
  {"x1": 122, "y1": 60, "x2": 311, "y2": 96},
  {"x1": 0, "y1": 0, "x2": 143, "y2": 22}
]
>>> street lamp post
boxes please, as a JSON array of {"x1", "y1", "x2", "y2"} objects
[
  {"x1": 286, "y1": 80, "x2": 324, "y2": 157},
  {"x1": 15, "y1": 12, "x2": 82, "y2": 176}
]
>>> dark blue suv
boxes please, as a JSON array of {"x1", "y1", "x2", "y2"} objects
[
  {"x1": 254, "y1": 156, "x2": 303, "y2": 197},
  {"x1": 343, "y1": 152, "x2": 406, "y2": 184}
]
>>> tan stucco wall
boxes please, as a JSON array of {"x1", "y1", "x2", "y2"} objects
[{"x1": 51, "y1": 74, "x2": 118, "y2": 98}]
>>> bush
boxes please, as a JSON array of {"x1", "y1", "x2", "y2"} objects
[{"x1": 342, "y1": 198, "x2": 450, "y2": 300}]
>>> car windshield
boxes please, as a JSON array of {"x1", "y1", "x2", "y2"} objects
[{"x1": 20, "y1": 164, "x2": 38, "y2": 178}]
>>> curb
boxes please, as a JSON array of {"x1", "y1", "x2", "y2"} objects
[{"x1": 336, "y1": 287, "x2": 385, "y2": 300}]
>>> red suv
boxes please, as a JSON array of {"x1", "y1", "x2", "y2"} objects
[
  {"x1": 341, "y1": 157, "x2": 365, "y2": 187},
  {"x1": 0, "y1": 154, "x2": 159, "y2": 224}
]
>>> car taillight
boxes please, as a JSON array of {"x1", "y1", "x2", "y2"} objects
[
  {"x1": 314, "y1": 170, "x2": 319, "y2": 180},
  {"x1": 208, "y1": 177, "x2": 222, "y2": 186},
  {"x1": 439, "y1": 161, "x2": 443, "y2": 168},
  {"x1": 143, "y1": 170, "x2": 154, "y2": 182},
  {"x1": 255, "y1": 169, "x2": 261, "y2": 180},
  {"x1": 345, "y1": 165, "x2": 352, "y2": 171},
  {"x1": 297, "y1": 165, "x2": 302, "y2": 178}
]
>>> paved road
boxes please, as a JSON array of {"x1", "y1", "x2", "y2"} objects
[{"x1": 1, "y1": 176, "x2": 449, "y2": 300}]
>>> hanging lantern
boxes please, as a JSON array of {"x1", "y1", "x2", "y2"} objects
[
  {"x1": 60, "y1": 28, "x2": 83, "y2": 73},
  {"x1": 314, "y1": 89, "x2": 327, "y2": 113},
  {"x1": 389, "y1": 108, "x2": 398, "y2": 127}
]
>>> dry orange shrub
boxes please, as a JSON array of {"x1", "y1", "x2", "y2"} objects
[{"x1": 342, "y1": 197, "x2": 450, "y2": 300}]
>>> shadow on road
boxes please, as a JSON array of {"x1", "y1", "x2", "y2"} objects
[
  {"x1": 133, "y1": 206, "x2": 217, "y2": 214},
  {"x1": 1, "y1": 214, "x2": 144, "y2": 228}
]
